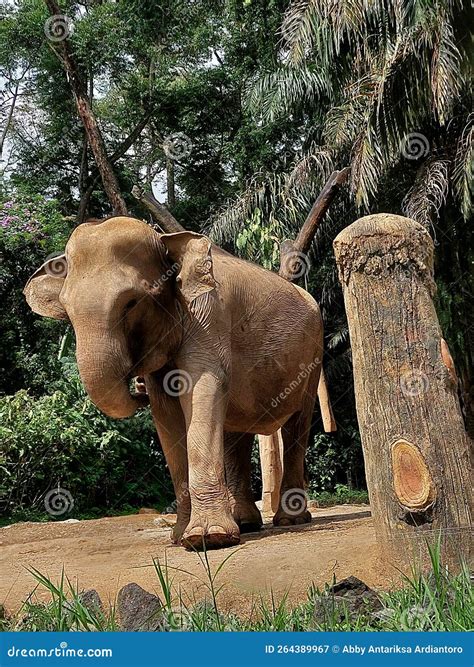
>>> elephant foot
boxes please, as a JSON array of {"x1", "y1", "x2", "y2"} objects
[
  {"x1": 273, "y1": 509, "x2": 312, "y2": 527},
  {"x1": 231, "y1": 501, "x2": 263, "y2": 534},
  {"x1": 181, "y1": 516, "x2": 240, "y2": 550}
]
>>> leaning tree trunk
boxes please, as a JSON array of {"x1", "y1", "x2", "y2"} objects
[
  {"x1": 333, "y1": 213, "x2": 473, "y2": 567},
  {"x1": 45, "y1": 0, "x2": 127, "y2": 216}
]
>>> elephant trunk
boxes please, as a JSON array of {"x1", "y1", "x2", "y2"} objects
[{"x1": 75, "y1": 330, "x2": 148, "y2": 419}]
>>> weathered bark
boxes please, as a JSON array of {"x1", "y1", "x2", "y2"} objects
[
  {"x1": 258, "y1": 432, "x2": 283, "y2": 514},
  {"x1": 131, "y1": 185, "x2": 185, "y2": 233},
  {"x1": 333, "y1": 213, "x2": 473, "y2": 567},
  {"x1": 45, "y1": 0, "x2": 127, "y2": 216}
]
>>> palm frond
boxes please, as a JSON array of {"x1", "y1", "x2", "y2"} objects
[
  {"x1": 430, "y1": 11, "x2": 462, "y2": 125},
  {"x1": 402, "y1": 157, "x2": 450, "y2": 229},
  {"x1": 452, "y1": 113, "x2": 473, "y2": 219},
  {"x1": 206, "y1": 146, "x2": 336, "y2": 245},
  {"x1": 246, "y1": 64, "x2": 329, "y2": 122}
]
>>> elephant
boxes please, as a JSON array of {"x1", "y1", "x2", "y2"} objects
[{"x1": 24, "y1": 215, "x2": 329, "y2": 549}]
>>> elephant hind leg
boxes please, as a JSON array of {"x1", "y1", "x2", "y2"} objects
[
  {"x1": 273, "y1": 371, "x2": 319, "y2": 527},
  {"x1": 224, "y1": 432, "x2": 262, "y2": 533}
]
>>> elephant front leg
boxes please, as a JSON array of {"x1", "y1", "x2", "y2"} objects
[
  {"x1": 179, "y1": 373, "x2": 240, "y2": 549},
  {"x1": 146, "y1": 373, "x2": 190, "y2": 544}
]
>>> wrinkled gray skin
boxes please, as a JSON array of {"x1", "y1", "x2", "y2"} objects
[{"x1": 24, "y1": 217, "x2": 324, "y2": 549}]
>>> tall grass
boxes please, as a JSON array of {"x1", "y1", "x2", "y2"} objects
[{"x1": 2, "y1": 541, "x2": 472, "y2": 632}]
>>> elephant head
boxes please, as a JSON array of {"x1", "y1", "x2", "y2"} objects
[{"x1": 24, "y1": 216, "x2": 217, "y2": 419}]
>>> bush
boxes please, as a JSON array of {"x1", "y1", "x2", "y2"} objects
[
  {"x1": 306, "y1": 422, "x2": 365, "y2": 493},
  {"x1": 0, "y1": 194, "x2": 71, "y2": 396},
  {"x1": 0, "y1": 362, "x2": 172, "y2": 521}
]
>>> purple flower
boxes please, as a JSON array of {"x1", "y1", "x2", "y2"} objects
[{"x1": 2, "y1": 201, "x2": 13, "y2": 209}]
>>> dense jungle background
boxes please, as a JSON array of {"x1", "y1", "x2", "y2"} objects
[{"x1": 0, "y1": 0, "x2": 472, "y2": 522}]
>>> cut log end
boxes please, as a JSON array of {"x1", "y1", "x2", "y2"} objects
[{"x1": 392, "y1": 439, "x2": 436, "y2": 511}]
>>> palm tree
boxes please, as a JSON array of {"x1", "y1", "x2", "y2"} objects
[{"x1": 206, "y1": 0, "x2": 473, "y2": 441}]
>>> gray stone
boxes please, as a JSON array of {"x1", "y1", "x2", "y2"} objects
[
  {"x1": 313, "y1": 576, "x2": 382, "y2": 625},
  {"x1": 118, "y1": 583, "x2": 163, "y2": 631},
  {"x1": 79, "y1": 589, "x2": 103, "y2": 615}
]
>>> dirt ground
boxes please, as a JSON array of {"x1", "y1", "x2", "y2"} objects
[{"x1": 0, "y1": 505, "x2": 403, "y2": 616}]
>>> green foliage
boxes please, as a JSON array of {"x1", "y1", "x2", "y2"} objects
[
  {"x1": 0, "y1": 363, "x2": 172, "y2": 519},
  {"x1": 310, "y1": 485, "x2": 369, "y2": 508},
  {"x1": 0, "y1": 194, "x2": 71, "y2": 396},
  {"x1": 235, "y1": 209, "x2": 281, "y2": 269},
  {"x1": 306, "y1": 422, "x2": 364, "y2": 493}
]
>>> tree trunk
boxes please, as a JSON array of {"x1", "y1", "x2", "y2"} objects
[
  {"x1": 76, "y1": 111, "x2": 153, "y2": 224},
  {"x1": 131, "y1": 185, "x2": 185, "y2": 233},
  {"x1": 279, "y1": 168, "x2": 350, "y2": 281},
  {"x1": 0, "y1": 80, "x2": 20, "y2": 158},
  {"x1": 166, "y1": 157, "x2": 176, "y2": 208},
  {"x1": 45, "y1": 0, "x2": 127, "y2": 216},
  {"x1": 333, "y1": 213, "x2": 473, "y2": 567}
]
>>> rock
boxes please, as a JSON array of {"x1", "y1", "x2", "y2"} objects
[
  {"x1": 153, "y1": 517, "x2": 173, "y2": 527},
  {"x1": 331, "y1": 575, "x2": 376, "y2": 597},
  {"x1": 138, "y1": 508, "x2": 158, "y2": 514},
  {"x1": 79, "y1": 589, "x2": 103, "y2": 614},
  {"x1": 60, "y1": 518, "x2": 80, "y2": 524},
  {"x1": 307, "y1": 500, "x2": 319, "y2": 509},
  {"x1": 117, "y1": 583, "x2": 163, "y2": 631},
  {"x1": 313, "y1": 576, "x2": 382, "y2": 625}
]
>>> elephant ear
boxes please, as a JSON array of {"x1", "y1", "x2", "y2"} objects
[
  {"x1": 23, "y1": 255, "x2": 68, "y2": 320},
  {"x1": 160, "y1": 231, "x2": 217, "y2": 306}
]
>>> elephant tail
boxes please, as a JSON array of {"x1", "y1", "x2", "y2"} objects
[{"x1": 317, "y1": 367, "x2": 337, "y2": 432}]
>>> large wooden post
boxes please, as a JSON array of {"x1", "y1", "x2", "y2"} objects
[
  {"x1": 333, "y1": 213, "x2": 473, "y2": 566},
  {"x1": 258, "y1": 432, "x2": 283, "y2": 514}
]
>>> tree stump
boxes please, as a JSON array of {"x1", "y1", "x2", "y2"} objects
[{"x1": 333, "y1": 213, "x2": 473, "y2": 567}]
